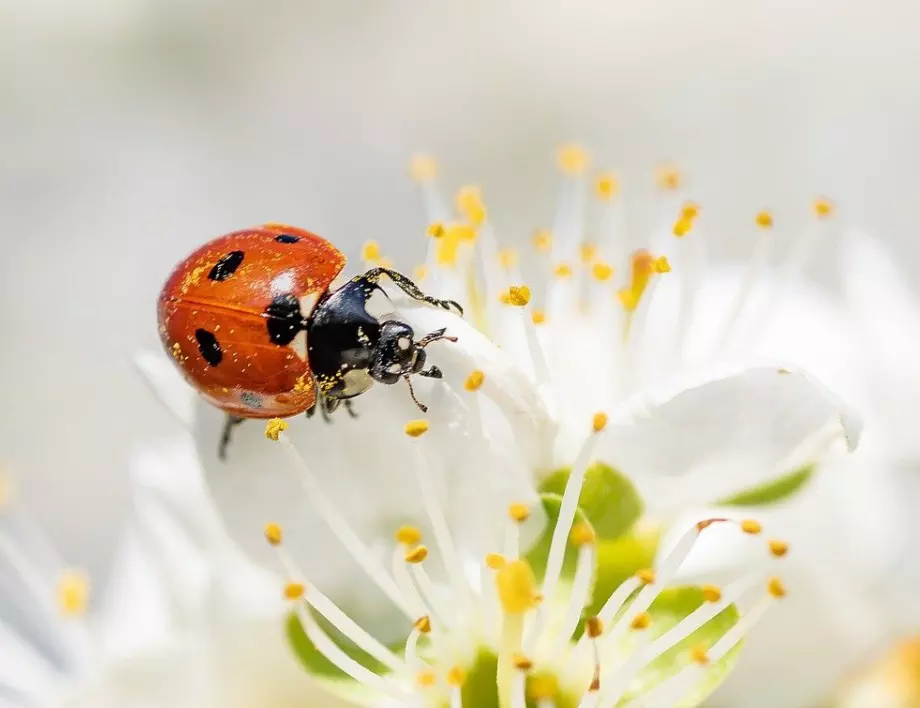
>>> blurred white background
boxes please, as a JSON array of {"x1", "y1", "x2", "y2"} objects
[{"x1": 2, "y1": 0, "x2": 920, "y2": 579}]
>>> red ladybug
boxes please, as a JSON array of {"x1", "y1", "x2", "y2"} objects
[{"x1": 158, "y1": 224, "x2": 460, "y2": 457}]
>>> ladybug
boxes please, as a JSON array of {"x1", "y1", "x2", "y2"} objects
[{"x1": 157, "y1": 224, "x2": 461, "y2": 458}]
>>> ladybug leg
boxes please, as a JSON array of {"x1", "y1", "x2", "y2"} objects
[
  {"x1": 322, "y1": 396, "x2": 342, "y2": 420},
  {"x1": 418, "y1": 365, "x2": 443, "y2": 379},
  {"x1": 218, "y1": 415, "x2": 245, "y2": 461},
  {"x1": 359, "y1": 267, "x2": 463, "y2": 316},
  {"x1": 344, "y1": 399, "x2": 359, "y2": 418}
]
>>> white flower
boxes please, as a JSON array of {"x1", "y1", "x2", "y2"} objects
[{"x1": 0, "y1": 441, "x2": 346, "y2": 708}]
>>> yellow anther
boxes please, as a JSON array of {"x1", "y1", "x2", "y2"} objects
[
  {"x1": 531, "y1": 309, "x2": 547, "y2": 325},
  {"x1": 592, "y1": 412, "x2": 608, "y2": 432},
  {"x1": 486, "y1": 553, "x2": 506, "y2": 570},
  {"x1": 413, "y1": 264, "x2": 428, "y2": 282},
  {"x1": 532, "y1": 229, "x2": 553, "y2": 254},
  {"x1": 416, "y1": 670, "x2": 437, "y2": 688},
  {"x1": 553, "y1": 263, "x2": 573, "y2": 279},
  {"x1": 498, "y1": 248, "x2": 518, "y2": 270},
  {"x1": 496, "y1": 559, "x2": 539, "y2": 614},
  {"x1": 395, "y1": 525, "x2": 423, "y2": 546},
  {"x1": 456, "y1": 185, "x2": 487, "y2": 226},
  {"x1": 507, "y1": 285, "x2": 531, "y2": 307},
  {"x1": 636, "y1": 568, "x2": 656, "y2": 585},
  {"x1": 618, "y1": 249, "x2": 667, "y2": 313},
  {"x1": 755, "y1": 211, "x2": 774, "y2": 229},
  {"x1": 673, "y1": 217, "x2": 694, "y2": 238},
  {"x1": 498, "y1": 289, "x2": 511, "y2": 305},
  {"x1": 58, "y1": 570, "x2": 90, "y2": 617},
  {"x1": 741, "y1": 519, "x2": 763, "y2": 535},
  {"x1": 592, "y1": 262, "x2": 614, "y2": 281},
  {"x1": 653, "y1": 256, "x2": 671, "y2": 273},
  {"x1": 464, "y1": 370, "x2": 485, "y2": 392},
  {"x1": 404, "y1": 419, "x2": 430, "y2": 438},
  {"x1": 630, "y1": 612, "x2": 652, "y2": 630},
  {"x1": 264, "y1": 418, "x2": 288, "y2": 441},
  {"x1": 264, "y1": 522, "x2": 283, "y2": 546},
  {"x1": 513, "y1": 654, "x2": 533, "y2": 671},
  {"x1": 413, "y1": 615, "x2": 432, "y2": 634},
  {"x1": 690, "y1": 644, "x2": 710, "y2": 665},
  {"x1": 529, "y1": 674, "x2": 559, "y2": 700},
  {"x1": 813, "y1": 197, "x2": 834, "y2": 218},
  {"x1": 570, "y1": 522, "x2": 596, "y2": 546},
  {"x1": 361, "y1": 240, "x2": 381, "y2": 261},
  {"x1": 585, "y1": 616, "x2": 604, "y2": 638},
  {"x1": 768, "y1": 576, "x2": 787, "y2": 598},
  {"x1": 580, "y1": 243, "x2": 598, "y2": 264},
  {"x1": 508, "y1": 503, "x2": 531, "y2": 523},
  {"x1": 446, "y1": 665, "x2": 466, "y2": 687},
  {"x1": 557, "y1": 144, "x2": 589, "y2": 175},
  {"x1": 702, "y1": 585, "x2": 723, "y2": 603},
  {"x1": 596, "y1": 171, "x2": 619, "y2": 200},
  {"x1": 769, "y1": 539, "x2": 790, "y2": 557},
  {"x1": 284, "y1": 582, "x2": 305, "y2": 600},
  {"x1": 435, "y1": 224, "x2": 478, "y2": 266},
  {"x1": 426, "y1": 221, "x2": 445, "y2": 239},
  {"x1": 405, "y1": 545, "x2": 429, "y2": 564},
  {"x1": 409, "y1": 154, "x2": 438, "y2": 182},
  {"x1": 681, "y1": 202, "x2": 700, "y2": 220},
  {"x1": 656, "y1": 165, "x2": 682, "y2": 190}
]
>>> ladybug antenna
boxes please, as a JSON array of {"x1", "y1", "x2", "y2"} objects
[
  {"x1": 404, "y1": 375, "x2": 428, "y2": 413},
  {"x1": 417, "y1": 328, "x2": 458, "y2": 349}
]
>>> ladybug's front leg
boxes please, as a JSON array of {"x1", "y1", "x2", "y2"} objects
[{"x1": 358, "y1": 267, "x2": 463, "y2": 316}]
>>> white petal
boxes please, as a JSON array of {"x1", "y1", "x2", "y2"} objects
[
  {"x1": 596, "y1": 361, "x2": 861, "y2": 510},
  {"x1": 0, "y1": 616, "x2": 61, "y2": 699},
  {"x1": 133, "y1": 349, "x2": 198, "y2": 429}
]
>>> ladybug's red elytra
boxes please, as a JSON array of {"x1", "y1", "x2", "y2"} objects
[{"x1": 157, "y1": 224, "x2": 461, "y2": 458}]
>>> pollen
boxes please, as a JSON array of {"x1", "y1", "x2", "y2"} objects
[
  {"x1": 654, "y1": 256, "x2": 671, "y2": 273},
  {"x1": 410, "y1": 154, "x2": 438, "y2": 182},
  {"x1": 592, "y1": 262, "x2": 614, "y2": 281},
  {"x1": 456, "y1": 185, "x2": 487, "y2": 226},
  {"x1": 681, "y1": 201, "x2": 700, "y2": 220},
  {"x1": 813, "y1": 197, "x2": 834, "y2": 218},
  {"x1": 529, "y1": 673, "x2": 560, "y2": 700},
  {"x1": 553, "y1": 263, "x2": 573, "y2": 279},
  {"x1": 702, "y1": 585, "x2": 723, "y2": 602},
  {"x1": 769, "y1": 539, "x2": 790, "y2": 557},
  {"x1": 446, "y1": 665, "x2": 467, "y2": 687},
  {"x1": 426, "y1": 221, "x2": 445, "y2": 238},
  {"x1": 464, "y1": 370, "x2": 485, "y2": 392},
  {"x1": 361, "y1": 240, "x2": 382, "y2": 261},
  {"x1": 498, "y1": 248, "x2": 518, "y2": 270},
  {"x1": 513, "y1": 654, "x2": 534, "y2": 671},
  {"x1": 557, "y1": 144, "x2": 589, "y2": 175},
  {"x1": 416, "y1": 670, "x2": 437, "y2": 688},
  {"x1": 741, "y1": 519, "x2": 763, "y2": 535},
  {"x1": 58, "y1": 569, "x2": 90, "y2": 617},
  {"x1": 636, "y1": 568, "x2": 656, "y2": 585},
  {"x1": 690, "y1": 644, "x2": 710, "y2": 665},
  {"x1": 507, "y1": 285, "x2": 532, "y2": 307},
  {"x1": 435, "y1": 224, "x2": 477, "y2": 266},
  {"x1": 531, "y1": 309, "x2": 547, "y2": 325},
  {"x1": 414, "y1": 615, "x2": 432, "y2": 634},
  {"x1": 532, "y1": 229, "x2": 553, "y2": 253},
  {"x1": 596, "y1": 171, "x2": 619, "y2": 200},
  {"x1": 656, "y1": 165, "x2": 682, "y2": 190},
  {"x1": 755, "y1": 211, "x2": 774, "y2": 229},
  {"x1": 630, "y1": 612, "x2": 651, "y2": 630},
  {"x1": 580, "y1": 243, "x2": 598, "y2": 264},
  {"x1": 570, "y1": 521, "x2": 596, "y2": 546},
  {"x1": 284, "y1": 582, "x2": 305, "y2": 600},
  {"x1": 405, "y1": 545, "x2": 429, "y2": 564},
  {"x1": 264, "y1": 418, "x2": 288, "y2": 441},
  {"x1": 592, "y1": 411, "x2": 608, "y2": 432},
  {"x1": 618, "y1": 249, "x2": 666, "y2": 313},
  {"x1": 768, "y1": 577, "x2": 787, "y2": 598},
  {"x1": 264, "y1": 522, "x2": 283, "y2": 546},
  {"x1": 395, "y1": 525, "x2": 423, "y2": 546},
  {"x1": 673, "y1": 217, "x2": 694, "y2": 238},
  {"x1": 404, "y1": 419, "x2": 430, "y2": 438},
  {"x1": 585, "y1": 616, "x2": 604, "y2": 638},
  {"x1": 508, "y1": 502, "x2": 531, "y2": 522},
  {"x1": 413, "y1": 264, "x2": 428, "y2": 282},
  {"x1": 496, "y1": 559, "x2": 540, "y2": 615},
  {"x1": 486, "y1": 553, "x2": 506, "y2": 570}
]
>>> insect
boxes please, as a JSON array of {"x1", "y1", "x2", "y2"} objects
[{"x1": 157, "y1": 224, "x2": 461, "y2": 458}]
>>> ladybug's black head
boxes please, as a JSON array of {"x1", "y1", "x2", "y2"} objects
[{"x1": 369, "y1": 321, "x2": 427, "y2": 384}]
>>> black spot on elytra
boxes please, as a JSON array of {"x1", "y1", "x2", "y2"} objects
[
  {"x1": 265, "y1": 293, "x2": 304, "y2": 345},
  {"x1": 275, "y1": 233, "x2": 300, "y2": 244},
  {"x1": 208, "y1": 250, "x2": 244, "y2": 281},
  {"x1": 195, "y1": 329, "x2": 222, "y2": 366}
]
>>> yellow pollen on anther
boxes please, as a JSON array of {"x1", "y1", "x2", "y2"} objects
[
  {"x1": 702, "y1": 585, "x2": 723, "y2": 603},
  {"x1": 741, "y1": 519, "x2": 763, "y2": 535},
  {"x1": 395, "y1": 525, "x2": 423, "y2": 546},
  {"x1": 769, "y1": 539, "x2": 790, "y2": 557},
  {"x1": 435, "y1": 224, "x2": 478, "y2": 267},
  {"x1": 414, "y1": 615, "x2": 432, "y2": 634},
  {"x1": 405, "y1": 545, "x2": 429, "y2": 564},
  {"x1": 496, "y1": 559, "x2": 539, "y2": 614},
  {"x1": 654, "y1": 256, "x2": 671, "y2": 273},
  {"x1": 284, "y1": 582, "x2": 305, "y2": 600},
  {"x1": 486, "y1": 553, "x2": 507, "y2": 570},
  {"x1": 416, "y1": 670, "x2": 437, "y2": 688},
  {"x1": 465, "y1": 370, "x2": 485, "y2": 391},
  {"x1": 508, "y1": 503, "x2": 531, "y2": 523},
  {"x1": 755, "y1": 211, "x2": 774, "y2": 229},
  {"x1": 513, "y1": 654, "x2": 534, "y2": 671},
  {"x1": 410, "y1": 154, "x2": 438, "y2": 182},
  {"x1": 498, "y1": 248, "x2": 518, "y2": 270},
  {"x1": 617, "y1": 249, "x2": 667, "y2": 313},
  {"x1": 264, "y1": 418, "x2": 288, "y2": 441},
  {"x1": 656, "y1": 165, "x2": 682, "y2": 190},
  {"x1": 681, "y1": 201, "x2": 700, "y2": 220},
  {"x1": 529, "y1": 674, "x2": 559, "y2": 700},
  {"x1": 596, "y1": 171, "x2": 619, "y2": 200},
  {"x1": 553, "y1": 263, "x2": 574, "y2": 279},
  {"x1": 456, "y1": 185, "x2": 487, "y2": 226},
  {"x1": 673, "y1": 217, "x2": 694, "y2": 238},
  {"x1": 531, "y1": 309, "x2": 547, "y2": 325},
  {"x1": 361, "y1": 240, "x2": 381, "y2": 261},
  {"x1": 447, "y1": 665, "x2": 467, "y2": 687},
  {"x1": 691, "y1": 644, "x2": 710, "y2": 665},
  {"x1": 813, "y1": 197, "x2": 834, "y2": 218},
  {"x1": 404, "y1": 419, "x2": 430, "y2": 438},
  {"x1": 507, "y1": 285, "x2": 531, "y2": 307},
  {"x1": 636, "y1": 568, "x2": 656, "y2": 585},
  {"x1": 585, "y1": 616, "x2": 604, "y2": 638},
  {"x1": 592, "y1": 262, "x2": 614, "y2": 281},
  {"x1": 532, "y1": 229, "x2": 553, "y2": 253},
  {"x1": 768, "y1": 577, "x2": 787, "y2": 598},
  {"x1": 426, "y1": 221, "x2": 445, "y2": 239},
  {"x1": 630, "y1": 612, "x2": 651, "y2": 630},
  {"x1": 413, "y1": 264, "x2": 428, "y2": 282},
  {"x1": 557, "y1": 144, "x2": 589, "y2": 175},
  {"x1": 58, "y1": 570, "x2": 90, "y2": 617},
  {"x1": 592, "y1": 412, "x2": 608, "y2": 432},
  {"x1": 580, "y1": 244, "x2": 598, "y2": 264},
  {"x1": 570, "y1": 522, "x2": 596, "y2": 546},
  {"x1": 264, "y1": 522, "x2": 283, "y2": 546}
]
